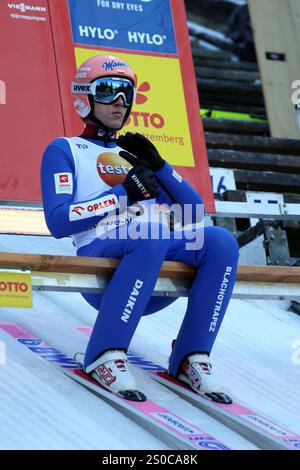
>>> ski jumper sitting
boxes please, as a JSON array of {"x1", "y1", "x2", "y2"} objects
[{"x1": 41, "y1": 54, "x2": 239, "y2": 402}]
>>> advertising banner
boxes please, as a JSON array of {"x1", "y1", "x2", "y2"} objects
[
  {"x1": 0, "y1": 271, "x2": 32, "y2": 308},
  {"x1": 0, "y1": 0, "x2": 215, "y2": 213},
  {"x1": 0, "y1": 0, "x2": 65, "y2": 202},
  {"x1": 68, "y1": 0, "x2": 177, "y2": 54},
  {"x1": 74, "y1": 47, "x2": 195, "y2": 167},
  {"x1": 63, "y1": 0, "x2": 215, "y2": 212}
]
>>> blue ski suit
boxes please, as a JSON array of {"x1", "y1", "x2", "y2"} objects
[{"x1": 41, "y1": 133, "x2": 239, "y2": 376}]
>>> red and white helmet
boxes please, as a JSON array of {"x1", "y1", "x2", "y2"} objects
[{"x1": 72, "y1": 54, "x2": 136, "y2": 119}]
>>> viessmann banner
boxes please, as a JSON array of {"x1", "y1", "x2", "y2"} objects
[
  {"x1": 0, "y1": 0, "x2": 65, "y2": 203},
  {"x1": 0, "y1": 0, "x2": 214, "y2": 213}
]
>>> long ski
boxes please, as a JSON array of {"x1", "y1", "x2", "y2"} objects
[
  {"x1": 0, "y1": 322, "x2": 231, "y2": 451},
  {"x1": 77, "y1": 325, "x2": 300, "y2": 451}
]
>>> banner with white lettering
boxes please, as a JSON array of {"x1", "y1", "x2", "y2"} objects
[{"x1": 68, "y1": 0, "x2": 177, "y2": 54}]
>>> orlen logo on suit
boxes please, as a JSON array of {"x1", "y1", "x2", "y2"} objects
[{"x1": 69, "y1": 195, "x2": 120, "y2": 221}]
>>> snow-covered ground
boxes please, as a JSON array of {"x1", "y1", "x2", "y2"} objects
[{"x1": 0, "y1": 234, "x2": 299, "y2": 450}]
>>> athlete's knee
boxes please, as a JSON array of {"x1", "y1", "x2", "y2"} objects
[{"x1": 204, "y1": 226, "x2": 239, "y2": 258}]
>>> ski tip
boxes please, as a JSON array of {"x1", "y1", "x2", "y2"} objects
[
  {"x1": 205, "y1": 392, "x2": 233, "y2": 405},
  {"x1": 117, "y1": 390, "x2": 147, "y2": 402}
]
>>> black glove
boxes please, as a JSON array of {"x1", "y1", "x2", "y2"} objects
[
  {"x1": 117, "y1": 132, "x2": 165, "y2": 172},
  {"x1": 123, "y1": 161, "x2": 160, "y2": 205}
]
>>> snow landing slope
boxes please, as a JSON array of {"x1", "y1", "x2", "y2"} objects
[{"x1": 0, "y1": 234, "x2": 299, "y2": 450}]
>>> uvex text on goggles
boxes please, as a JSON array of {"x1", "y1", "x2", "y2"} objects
[{"x1": 71, "y1": 77, "x2": 135, "y2": 108}]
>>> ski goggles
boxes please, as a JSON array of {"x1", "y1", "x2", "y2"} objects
[{"x1": 72, "y1": 77, "x2": 135, "y2": 107}]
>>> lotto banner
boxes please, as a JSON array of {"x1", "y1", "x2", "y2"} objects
[
  {"x1": 74, "y1": 48, "x2": 195, "y2": 167},
  {"x1": 0, "y1": 271, "x2": 32, "y2": 308},
  {"x1": 0, "y1": 0, "x2": 215, "y2": 213}
]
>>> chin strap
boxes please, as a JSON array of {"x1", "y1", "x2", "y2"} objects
[
  {"x1": 80, "y1": 123, "x2": 116, "y2": 142},
  {"x1": 83, "y1": 96, "x2": 131, "y2": 141}
]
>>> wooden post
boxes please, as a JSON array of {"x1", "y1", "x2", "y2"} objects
[{"x1": 248, "y1": 0, "x2": 300, "y2": 139}]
